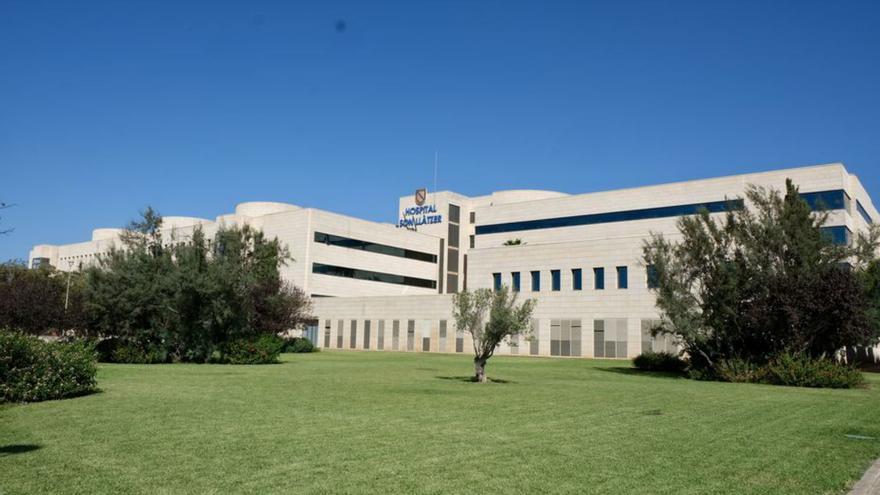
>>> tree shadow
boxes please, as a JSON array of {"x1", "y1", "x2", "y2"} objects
[
  {"x1": 595, "y1": 367, "x2": 687, "y2": 380},
  {"x1": 435, "y1": 375, "x2": 513, "y2": 384},
  {"x1": 0, "y1": 444, "x2": 41, "y2": 456}
]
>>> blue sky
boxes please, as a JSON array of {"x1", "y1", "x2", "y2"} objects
[{"x1": 2, "y1": 0, "x2": 879, "y2": 261}]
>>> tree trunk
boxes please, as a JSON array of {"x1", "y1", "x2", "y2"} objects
[{"x1": 474, "y1": 357, "x2": 487, "y2": 383}]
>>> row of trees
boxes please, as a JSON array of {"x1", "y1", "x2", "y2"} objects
[
  {"x1": 643, "y1": 179, "x2": 880, "y2": 377},
  {"x1": 0, "y1": 208, "x2": 312, "y2": 363}
]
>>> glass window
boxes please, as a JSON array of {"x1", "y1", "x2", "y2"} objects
[
  {"x1": 469, "y1": 235, "x2": 475, "y2": 249},
  {"x1": 493, "y1": 273, "x2": 502, "y2": 291},
  {"x1": 469, "y1": 211, "x2": 476, "y2": 224},
  {"x1": 857, "y1": 200, "x2": 873, "y2": 225},
  {"x1": 448, "y1": 223, "x2": 460, "y2": 248},
  {"x1": 449, "y1": 204, "x2": 461, "y2": 224},
  {"x1": 323, "y1": 320, "x2": 331, "y2": 348},
  {"x1": 531, "y1": 271, "x2": 540, "y2": 291},
  {"x1": 392, "y1": 320, "x2": 400, "y2": 351},
  {"x1": 439, "y1": 320, "x2": 447, "y2": 352},
  {"x1": 446, "y1": 274, "x2": 458, "y2": 293},
  {"x1": 551, "y1": 270, "x2": 561, "y2": 291},
  {"x1": 377, "y1": 320, "x2": 385, "y2": 351},
  {"x1": 363, "y1": 320, "x2": 371, "y2": 350},
  {"x1": 447, "y1": 248, "x2": 459, "y2": 272},
  {"x1": 337, "y1": 320, "x2": 344, "y2": 349},
  {"x1": 529, "y1": 319, "x2": 539, "y2": 355},
  {"x1": 312, "y1": 263, "x2": 437, "y2": 289},
  {"x1": 406, "y1": 320, "x2": 415, "y2": 351},
  {"x1": 511, "y1": 272, "x2": 521, "y2": 292},
  {"x1": 800, "y1": 190, "x2": 849, "y2": 211},
  {"x1": 572, "y1": 268, "x2": 582, "y2": 290},
  {"x1": 314, "y1": 232, "x2": 436, "y2": 263},
  {"x1": 821, "y1": 226, "x2": 852, "y2": 246},
  {"x1": 617, "y1": 266, "x2": 628, "y2": 289},
  {"x1": 594, "y1": 267, "x2": 605, "y2": 290},
  {"x1": 455, "y1": 327, "x2": 464, "y2": 353},
  {"x1": 646, "y1": 265, "x2": 659, "y2": 289},
  {"x1": 349, "y1": 320, "x2": 358, "y2": 349}
]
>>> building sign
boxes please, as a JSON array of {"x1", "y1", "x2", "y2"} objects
[
  {"x1": 398, "y1": 204, "x2": 443, "y2": 229},
  {"x1": 414, "y1": 188, "x2": 427, "y2": 206}
]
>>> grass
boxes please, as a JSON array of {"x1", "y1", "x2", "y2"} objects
[{"x1": 2, "y1": 352, "x2": 880, "y2": 494}]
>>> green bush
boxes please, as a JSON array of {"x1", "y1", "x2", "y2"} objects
[
  {"x1": 760, "y1": 353, "x2": 864, "y2": 389},
  {"x1": 714, "y1": 358, "x2": 765, "y2": 383},
  {"x1": 283, "y1": 337, "x2": 317, "y2": 353},
  {"x1": 95, "y1": 337, "x2": 166, "y2": 364},
  {"x1": 216, "y1": 335, "x2": 284, "y2": 364},
  {"x1": 632, "y1": 351, "x2": 687, "y2": 373},
  {"x1": 0, "y1": 330, "x2": 98, "y2": 403}
]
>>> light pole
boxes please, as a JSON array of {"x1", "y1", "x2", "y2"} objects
[{"x1": 64, "y1": 260, "x2": 74, "y2": 311}]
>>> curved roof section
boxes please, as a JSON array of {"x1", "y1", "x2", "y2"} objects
[
  {"x1": 91, "y1": 228, "x2": 123, "y2": 241},
  {"x1": 489, "y1": 190, "x2": 569, "y2": 205},
  {"x1": 234, "y1": 202, "x2": 301, "y2": 218}
]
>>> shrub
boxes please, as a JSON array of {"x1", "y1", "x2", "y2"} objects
[
  {"x1": 95, "y1": 337, "x2": 166, "y2": 364},
  {"x1": 283, "y1": 337, "x2": 317, "y2": 353},
  {"x1": 760, "y1": 353, "x2": 864, "y2": 389},
  {"x1": 632, "y1": 351, "x2": 688, "y2": 373},
  {"x1": 714, "y1": 358, "x2": 765, "y2": 383},
  {"x1": 0, "y1": 330, "x2": 98, "y2": 403},
  {"x1": 216, "y1": 335, "x2": 284, "y2": 364}
]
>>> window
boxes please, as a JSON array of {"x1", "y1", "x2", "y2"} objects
[
  {"x1": 594, "y1": 319, "x2": 627, "y2": 358},
  {"x1": 646, "y1": 265, "x2": 659, "y2": 289},
  {"x1": 529, "y1": 319, "x2": 539, "y2": 355},
  {"x1": 449, "y1": 204, "x2": 461, "y2": 224},
  {"x1": 511, "y1": 272, "x2": 521, "y2": 292},
  {"x1": 448, "y1": 223, "x2": 460, "y2": 248},
  {"x1": 421, "y1": 321, "x2": 431, "y2": 351},
  {"x1": 641, "y1": 319, "x2": 676, "y2": 354},
  {"x1": 476, "y1": 199, "x2": 745, "y2": 235},
  {"x1": 531, "y1": 271, "x2": 540, "y2": 291},
  {"x1": 350, "y1": 320, "x2": 358, "y2": 349},
  {"x1": 323, "y1": 320, "x2": 331, "y2": 348},
  {"x1": 800, "y1": 190, "x2": 850, "y2": 212},
  {"x1": 551, "y1": 270, "x2": 561, "y2": 291},
  {"x1": 821, "y1": 226, "x2": 852, "y2": 246},
  {"x1": 363, "y1": 320, "x2": 372, "y2": 349},
  {"x1": 447, "y1": 249, "x2": 459, "y2": 272},
  {"x1": 493, "y1": 273, "x2": 502, "y2": 291},
  {"x1": 377, "y1": 321, "x2": 385, "y2": 351},
  {"x1": 616, "y1": 266, "x2": 628, "y2": 289},
  {"x1": 312, "y1": 263, "x2": 437, "y2": 289},
  {"x1": 857, "y1": 200, "x2": 873, "y2": 225},
  {"x1": 455, "y1": 326, "x2": 464, "y2": 353},
  {"x1": 406, "y1": 320, "x2": 415, "y2": 351},
  {"x1": 469, "y1": 211, "x2": 475, "y2": 224},
  {"x1": 446, "y1": 274, "x2": 458, "y2": 293},
  {"x1": 314, "y1": 232, "x2": 436, "y2": 263},
  {"x1": 549, "y1": 319, "x2": 582, "y2": 357},
  {"x1": 337, "y1": 320, "x2": 344, "y2": 349},
  {"x1": 572, "y1": 269, "x2": 582, "y2": 290},
  {"x1": 469, "y1": 235, "x2": 475, "y2": 249},
  {"x1": 594, "y1": 267, "x2": 605, "y2": 290},
  {"x1": 439, "y1": 320, "x2": 447, "y2": 352},
  {"x1": 392, "y1": 320, "x2": 400, "y2": 351}
]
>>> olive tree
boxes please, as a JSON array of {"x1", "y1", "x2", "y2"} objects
[{"x1": 452, "y1": 286, "x2": 536, "y2": 382}]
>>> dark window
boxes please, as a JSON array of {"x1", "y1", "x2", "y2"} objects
[
  {"x1": 529, "y1": 320, "x2": 539, "y2": 355},
  {"x1": 594, "y1": 267, "x2": 605, "y2": 290},
  {"x1": 446, "y1": 274, "x2": 458, "y2": 293},
  {"x1": 469, "y1": 211, "x2": 476, "y2": 224},
  {"x1": 392, "y1": 320, "x2": 400, "y2": 350},
  {"x1": 531, "y1": 271, "x2": 540, "y2": 292},
  {"x1": 493, "y1": 273, "x2": 502, "y2": 291},
  {"x1": 857, "y1": 200, "x2": 873, "y2": 225},
  {"x1": 617, "y1": 266, "x2": 628, "y2": 289},
  {"x1": 406, "y1": 320, "x2": 415, "y2": 351},
  {"x1": 31, "y1": 257, "x2": 50, "y2": 269},
  {"x1": 800, "y1": 190, "x2": 849, "y2": 211},
  {"x1": 377, "y1": 321, "x2": 385, "y2": 351},
  {"x1": 511, "y1": 272, "x2": 521, "y2": 292},
  {"x1": 469, "y1": 235, "x2": 475, "y2": 249},
  {"x1": 551, "y1": 270, "x2": 561, "y2": 291},
  {"x1": 647, "y1": 265, "x2": 659, "y2": 289},
  {"x1": 449, "y1": 204, "x2": 461, "y2": 224},
  {"x1": 323, "y1": 320, "x2": 331, "y2": 348},
  {"x1": 593, "y1": 320, "x2": 605, "y2": 358},
  {"x1": 475, "y1": 199, "x2": 744, "y2": 235},
  {"x1": 572, "y1": 269, "x2": 582, "y2": 290},
  {"x1": 337, "y1": 320, "x2": 344, "y2": 349},
  {"x1": 312, "y1": 263, "x2": 437, "y2": 289},
  {"x1": 349, "y1": 320, "x2": 357, "y2": 349},
  {"x1": 821, "y1": 226, "x2": 852, "y2": 246},
  {"x1": 314, "y1": 232, "x2": 437, "y2": 263},
  {"x1": 456, "y1": 328, "x2": 464, "y2": 353},
  {"x1": 439, "y1": 320, "x2": 447, "y2": 352},
  {"x1": 447, "y1": 248, "x2": 459, "y2": 272},
  {"x1": 448, "y1": 223, "x2": 460, "y2": 248},
  {"x1": 363, "y1": 320, "x2": 371, "y2": 349}
]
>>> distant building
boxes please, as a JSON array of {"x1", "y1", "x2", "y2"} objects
[{"x1": 29, "y1": 162, "x2": 878, "y2": 358}]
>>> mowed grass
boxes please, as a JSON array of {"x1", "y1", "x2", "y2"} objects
[{"x1": 3, "y1": 352, "x2": 880, "y2": 494}]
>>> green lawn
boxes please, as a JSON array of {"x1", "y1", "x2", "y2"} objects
[{"x1": 2, "y1": 352, "x2": 880, "y2": 494}]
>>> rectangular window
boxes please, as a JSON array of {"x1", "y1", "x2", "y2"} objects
[
  {"x1": 446, "y1": 274, "x2": 458, "y2": 293},
  {"x1": 493, "y1": 273, "x2": 502, "y2": 291},
  {"x1": 511, "y1": 272, "x2": 521, "y2": 292},
  {"x1": 857, "y1": 200, "x2": 873, "y2": 225},
  {"x1": 455, "y1": 327, "x2": 464, "y2": 353},
  {"x1": 323, "y1": 320, "x2": 331, "y2": 348},
  {"x1": 531, "y1": 271, "x2": 540, "y2": 291},
  {"x1": 337, "y1": 320, "x2": 344, "y2": 349},
  {"x1": 469, "y1": 211, "x2": 475, "y2": 224},
  {"x1": 377, "y1": 320, "x2": 385, "y2": 351},
  {"x1": 821, "y1": 226, "x2": 852, "y2": 246},
  {"x1": 551, "y1": 270, "x2": 561, "y2": 291},
  {"x1": 406, "y1": 320, "x2": 415, "y2": 351},
  {"x1": 594, "y1": 267, "x2": 605, "y2": 290},
  {"x1": 314, "y1": 232, "x2": 436, "y2": 263},
  {"x1": 363, "y1": 320, "x2": 371, "y2": 350},
  {"x1": 448, "y1": 223, "x2": 460, "y2": 248},
  {"x1": 617, "y1": 266, "x2": 628, "y2": 289},
  {"x1": 449, "y1": 204, "x2": 461, "y2": 224},
  {"x1": 469, "y1": 235, "x2": 475, "y2": 249},
  {"x1": 447, "y1": 248, "x2": 459, "y2": 272},
  {"x1": 439, "y1": 320, "x2": 447, "y2": 352},
  {"x1": 646, "y1": 265, "x2": 659, "y2": 289},
  {"x1": 593, "y1": 320, "x2": 605, "y2": 358},
  {"x1": 529, "y1": 319, "x2": 539, "y2": 355},
  {"x1": 350, "y1": 320, "x2": 358, "y2": 349},
  {"x1": 421, "y1": 321, "x2": 431, "y2": 352},
  {"x1": 572, "y1": 268, "x2": 582, "y2": 290},
  {"x1": 641, "y1": 319, "x2": 674, "y2": 354},
  {"x1": 550, "y1": 319, "x2": 581, "y2": 357},
  {"x1": 312, "y1": 263, "x2": 437, "y2": 289},
  {"x1": 392, "y1": 320, "x2": 400, "y2": 351}
]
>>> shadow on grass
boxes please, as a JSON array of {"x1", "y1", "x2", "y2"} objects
[
  {"x1": 595, "y1": 367, "x2": 687, "y2": 380},
  {"x1": 0, "y1": 444, "x2": 41, "y2": 456},
  {"x1": 435, "y1": 375, "x2": 513, "y2": 384}
]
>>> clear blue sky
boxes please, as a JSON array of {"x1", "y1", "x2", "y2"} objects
[{"x1": 2, "y1": 0, "x2": 879, "y2": 261}]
